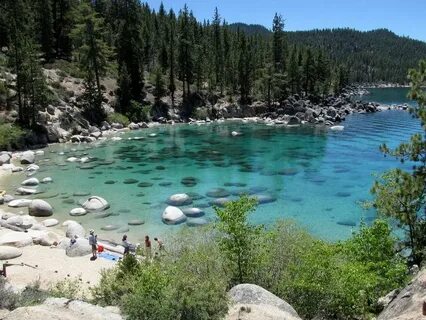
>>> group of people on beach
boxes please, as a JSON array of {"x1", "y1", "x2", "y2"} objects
[{"x1": 88, "y1": 229, "x2": 164, "y2": 261}]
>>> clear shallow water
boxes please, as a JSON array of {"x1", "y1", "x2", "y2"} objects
[
  {"x1": 2, "y1": 91, "x2": 421, "y2": 244},
  {"x1": 362, "y1": 87, "x2": 415, "y2": 106}
]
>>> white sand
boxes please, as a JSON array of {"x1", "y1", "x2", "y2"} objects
[
  {"x1": 0, "y1": 228, "x2": 117, "y2": 291},
  {"x1": 0, "y1": 161, "x2": 117, "y2": 291}
]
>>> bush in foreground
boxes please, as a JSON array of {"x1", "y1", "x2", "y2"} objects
[{"x1": 93, "y1": 197, "x2": 408, "y2": 320}]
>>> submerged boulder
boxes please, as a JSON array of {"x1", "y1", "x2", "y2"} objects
[
  {"x1": 82, "y1": 196, "x2": 110, "y2": 211},
  {"x1": 162, "y1": 206, "x2": 187, "y2": 225},
  {"x1": 21, "y1": 177, "x2": 40, "y2": 186},
  {"x1": 167, "y1": 193, "x2": 192, "y2": 206},
  {"x1": 28, "y1": 199, "x2": 53, "y2": 217}
]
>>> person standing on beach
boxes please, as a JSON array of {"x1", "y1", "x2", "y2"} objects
[
  {"x1": 122, "y1": 234, "x2": 131, "y2": 255},
  {"x1": 145, "y1": 235, "x2": 152, "y2": 260},
  {"x1": 89, "y1": 229, "x2": 98, "y2": 260},
  {"x1": 154, "y1": 237, "x2": 165, "y2": 254}
]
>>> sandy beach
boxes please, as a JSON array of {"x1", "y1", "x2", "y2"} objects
[{"x1": 0, "y1": 156, "x2": 118, "y2": 292}]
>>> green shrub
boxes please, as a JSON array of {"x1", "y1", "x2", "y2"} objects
[
  {"x1": 48, "y1": 278, "x2": 85, "y2": 300},
  {"x1": 0, "y1": 123, "x2": 25, "y2": 149},
  {"x1": 107, "y1": 112, "x2": 130, "y2": 126},
  {"x1": 275, "y1": 219, "x2": 408, "y2": 319},
  {"x1": 127, "y1": 100, "x2": 151, "y2": 122},
  {"x1": 93, "y1": 233, "x2": 229, "y2": 320}
]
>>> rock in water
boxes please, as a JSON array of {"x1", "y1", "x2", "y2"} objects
[
  {"x1": 181, "y1": 208, "x2": 205, "y2": 217},
  {"x1": 20, "y1": 151, "x2": 35, "y2": 164},
  {"x1": 330, "y1": 125, "x2": 344, "y2": 131},
  {"x1": 167, "y1": 193, "x2": 192, "y2": 206},
  {"x1": 162, "y1": 206, "x2": 187, "y2": 225},
  {"x1": 69, "y1": 208, "x2": 87, "y2": 216},
  {"x1": 0, "y1": 246, "x2": 22, "y2": 260},
  {"x1": 21, "y1": 178, "x2": 40, "y2": 186},
  {"x1": 82, "y1": 196, "x2": 110, "y2": 211},
  {"x1": 28, "y1": 199, "x2": 53, "y2": 217}
]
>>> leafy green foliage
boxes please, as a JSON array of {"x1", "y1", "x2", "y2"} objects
[
  {"x1": 215, "y1": 195, "x2": 261, "y2": 285},
  {"x1": 0, "y1": 122, "x2": 24, "y2": 149},
  {"x1": 276, "y1": 220, "x2": 407, "y2": 319},
  {"x1": 371, "y1": 60, "x2": 426, "y2": 265},
  {"x1": 48, "y1": 278, "x2": 85, "y2": 300},
  {"x1": 107, "y1": 112, "x2": 129, "y2": 126},
  {"x1": 93, "y1": 236, "x2": 229, "y2": 320}
]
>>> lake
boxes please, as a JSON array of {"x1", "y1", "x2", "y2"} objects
[{"x1": 1, "y1": 88, "x2": 421, "y2": 243}]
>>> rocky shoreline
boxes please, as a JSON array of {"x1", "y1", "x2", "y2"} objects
[{"x1": 15, "y1": 86, "x2": 409, "y2": 151}]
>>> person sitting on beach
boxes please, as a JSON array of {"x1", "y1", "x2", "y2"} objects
[
  {"x1": 88, "y1": 229, "x2": 98, "y2": 260},
  {"x1": 154, "y1": 237, "x2": 165, "y2": 253},
  {"x1": 122, "y1": 234, "x2": 131, "y2": 255},
  {"x1": 145, "y1": 235, "x2": 152, "y2": 260}
]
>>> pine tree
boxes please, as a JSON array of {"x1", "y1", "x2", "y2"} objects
[
  {"x1": 6, "y1": 0, "x2": 48, "y2": 128},
  {"x1": 212, "y1": 7, "x2": 224, "y2": 94},
  {"x1": 238, "y1": 32, "x2": 252, "y2": 104},
  {"x1": 35, "y1": 0, "x2": 54, "y2": 62},
  {"x1": 71, "y1": 0, "x2": 110, "y2": 124},
  {"x1": 168, "y1": 9, "x2": 176, "y2": 106},
  {"x1": 116, "y1": 0, "x2": 144, "y2": 113},
  {"x1": 272, "y1": 13, "x2": 285, "y2": 73},
  {"x1": 177, "y1": 4, "x2": 194, "y2": 99},
  {"x1": 153, "y1": 67, "x2": 166, "y2": 103}
]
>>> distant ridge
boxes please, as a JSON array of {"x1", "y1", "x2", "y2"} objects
[{"x1": 229, "y1": 24, "x2": 426, "y2": 83}]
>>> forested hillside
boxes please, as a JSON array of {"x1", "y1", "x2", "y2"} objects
[
  {"x1": 0, "y1": 0, "x2": 347, "y2": 128},
  {"x1": 287, "y1": 28, "x2": 426, "y2": 83},
  {"x1": 229, "y1": 23, "x2": 426, "y2": 83}
]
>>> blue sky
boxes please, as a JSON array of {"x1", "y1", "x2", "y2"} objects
[{"x1": 146, "y1": 0, "x2": 426, "y2": 42}]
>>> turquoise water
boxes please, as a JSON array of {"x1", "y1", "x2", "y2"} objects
[
  {"x1": 2, "y1": 90, "x2": 421, "y2": 244},
  {"x1": 362, "y1": 87, "x2": 415, "y2": 106}
]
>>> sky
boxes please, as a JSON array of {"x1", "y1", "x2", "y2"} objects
[{"x1": 146, "y1": 0, "x2": 426, "y2": 42}]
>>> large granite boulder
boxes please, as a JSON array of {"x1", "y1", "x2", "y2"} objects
[
  {"x1": 3, "y1": 297, "x2": 123, "y2": 320},
  {"x1": 0, "y1": 152, "x2": 11, "y2": 165},
  {"x1": 29, "y1": 199, "x2": 53, "y2": 217},
  {"x1": 20, "y1": 151, "x2": 35, "y2": 164},
  {"x1": 65, "y1": 238, "x2": 92, "y2": 257},
  {"x1": 0, "y1": 246, "x2": 22, "y2": 260},
  {"x1": 63, "y1": 221, "x2": 86, "y2": 238},
  {"x1": 162, "y1": 206, "x2": 187, "y2": 225},
  {"x1": 378, "y1": 268, "x2": 426, "y2": 320},
  {"x1": 82, "y1": 196, "x2": 109, "y2": 211},
  {"x1": 0, "y1": 232, "x2": 33, "y2": 247},
  {"x1": 227, "y1": 284, "x2": 302, "y2": 320}
]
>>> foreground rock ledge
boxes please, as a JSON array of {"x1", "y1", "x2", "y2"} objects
[
  {"x1": 2, "y1": 297, "x2": 123, "y2": 320},
  {"x1": 226, "y1": 283, "x2": 302, "y2": 320}
]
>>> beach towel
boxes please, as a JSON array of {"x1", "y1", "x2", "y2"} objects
[{"x1": 98, "y1": 252, "x2": 120, "y2": 262}]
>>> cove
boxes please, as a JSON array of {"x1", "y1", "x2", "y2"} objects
[{"x1": 2, "y1": 89, "x2": 421, "y2": 243}]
